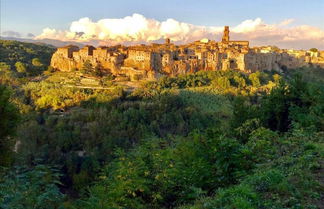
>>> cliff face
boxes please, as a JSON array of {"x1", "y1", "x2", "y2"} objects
[
  {"x1": 51, "y1": 52, "x2": 77, "y2": 72},
  {"x1": 243, "y1": 51, "x2": 324, "y2": 72}
]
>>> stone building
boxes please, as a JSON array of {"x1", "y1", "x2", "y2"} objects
[
  {"x1": 56, "y1": 45, "x2": 80, "y2": 58},
  {"x1": 124, "y1": 48, "x2": 162, "y2": 72},
  {"x1": 50, "y1": 26, "x2": 324, "y2": 78}
]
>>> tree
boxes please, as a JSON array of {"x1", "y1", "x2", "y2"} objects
[
  {"x1": 31, "y1": 58, "x2": 43, "y2": 67},
  {"x1": 0, "y1": 85, "x2": 19, "y2": 166},
  {"x1": 249, "y1": 72, "x2": 261, "y2": 88},
  {"x1": 93, "y1": 63, "x2": 103, "y2": 77},
  {"x1": 81, "y1": 60, "x2": 93, "y2": 74},
  {"x1": 133, "y1": 74, "x2": 141, "y2": 81},
  {"x1": 80, "y1": 133, "x2": 253, "y2": 209},
  {"x1": 212, "y1": 77, "x2": 231, "y2": 89},
  {"x1": 272, "y1": 74, "x2": 281, "y2": 84},
  {"x1": 309, "y1": 48, "x2": 318, "y2": 52},
  {"x1": 0, "y1": 63, "x2": 15, "y2": 84},
  {"x1": 260, "y1": 80, "x2": 290, "y2": 132},
  {"x1": 15, "y1": 62, "x2": 27, "y2": 74},
  {"x1": 234, "y1": 75, "x2": 246, "y2": 88},
  {"x1": 0, "y1": 40, "x2": 55, "y2": 70},
  {"x1": 0, "y1": 165, "x2": 64, "y2": 209},
  {"x1": 0, "y1": 62, "x2": 11, "y2": 72}
]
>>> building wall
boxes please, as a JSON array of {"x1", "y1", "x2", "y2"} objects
[{"x1": 51, "y1": 38, "x2": 324, "y2": 78}]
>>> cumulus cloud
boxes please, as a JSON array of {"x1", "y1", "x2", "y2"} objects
[
  {"x1": 35, "y1": 14, "x2": 222, "y2": 45},
  {"x1": 35, "y1": 13, "x2": 324, "y2": 49},
  {"x1": 230, "y1": 18, "x2": 324, "y2": 49}
]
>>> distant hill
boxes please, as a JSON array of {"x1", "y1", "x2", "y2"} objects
[
  {"x1": 0, "y1": 39, "x2": 56, "y2": 69},
  {"x1": 0, "y1": 36, "x2": 85, "y2": 48}
]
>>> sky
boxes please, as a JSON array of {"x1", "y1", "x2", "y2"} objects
[{"x1": 1, "y1": 0, "x2": 324, "y2": 49}]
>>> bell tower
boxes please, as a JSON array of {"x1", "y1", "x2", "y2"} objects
[
  {"x1": 222, "y1": 26, "x2": 230, "y2": 43},
  {"x1": 165, "y1": 38, "x2": 171, "y2": 45}
]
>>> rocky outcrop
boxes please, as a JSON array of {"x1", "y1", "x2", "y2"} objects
[{"x1": 244, "y1": 50, "x2": 324, "y2": 72}]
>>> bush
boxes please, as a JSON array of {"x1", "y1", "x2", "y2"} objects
[
  {"x1": 0, "y1": 85, "x2": 19, "y2": 167},
  {"x1": 78, "y1": 130, "x2": 254, "y2": 208},
  {"x1": 0, "y1": 165, "x2": 64, "y2": 209},
  {"x1": 209, "y1": 184, "x2": 258, "y2": 209}
]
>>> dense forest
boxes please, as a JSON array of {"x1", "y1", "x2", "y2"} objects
[{"x1": 0, "y1": 40, "x2": 323, "y2": 209}]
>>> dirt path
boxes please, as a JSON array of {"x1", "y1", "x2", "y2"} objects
[
  {"x1": 64, "y1": 85, "x2": 116, "y2": 90},
  {"x1": 63, "y1": 81, "x2": 142, "y2": 92}
]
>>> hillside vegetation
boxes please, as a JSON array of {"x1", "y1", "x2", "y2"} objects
[
  {"x1": 0, "y1": 40, "x2": 323, "y2": 209},
  {"x1": 0, "y1": 40, "x2": 55, "y2": 79}
]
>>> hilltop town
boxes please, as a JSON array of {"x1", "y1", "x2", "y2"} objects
[{"x1": 51, "y1": 26, "x2": 324, "y2": 80}]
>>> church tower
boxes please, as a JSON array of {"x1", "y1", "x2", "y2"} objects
[{"x1": 222, "y1": 26, "x2": 230, "y2": 43}]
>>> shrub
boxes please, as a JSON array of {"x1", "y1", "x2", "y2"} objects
[{"x1": 0, "y1": 165, "x2": 64, "y2": 209}]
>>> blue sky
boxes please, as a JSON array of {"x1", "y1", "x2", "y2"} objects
[
  {"x1": 1, "y1": 0, "x2": 323, "y2": 35},
  {"x1": 1, "y1": 0, "x2": 323, "y2": 49}
]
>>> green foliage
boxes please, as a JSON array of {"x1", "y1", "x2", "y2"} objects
[
  {"x1": 246, "y1": 128, "x2": 278, "y2": 163},
  {"x1": 273, "y1": 73, "x2": 281, "y2": 84},
  {"x1": 81, "y1": 60, "x2": 93, "y2": 74},
  {"x1": 231, "y1": 96, "x2": 257, "y2": 131},
  {"x1": 0, "y1": 62, "x2": 11, "y2": 71},
  {"x1": 100, "y1": 75, "x2": 115, "y2": 87},
  {"x1": 0, "y1": 48, "x2": 322, "y2": 209},
  {"x1": 309, "y1": 48, "x2": 318, "y2": 52},
  {"x1": 212, "y1": 76, "x2": 231, "y2": 89},
  {"x1": 22, "y1": 81, "x2": 123, "y2": 110},
  {"x1": 15, "y1": 89, "x2": 226, "y2": 195},
  {"x1": 286, "y1": 66, "x2": 324, "y2": 84},
  {"x1": 179, "y1": 131, "x2": 324, "y2": 209},
  {"x1": 32, "y1": 58, "x2": 43, "y2": 67},
  {"x1": 93, "y1": 63, "x2": 103, "y2": 77},
  {"x1": 249, "y1": 72, "x2": 261, "y2": 87},
  {"x1": 235, "y1": 118, "x2": 262, "y2": 143},
  {"x1": 0, "y1": 85, "x2": 19, "y2": 167},
  {"x1": 260, "y1": 74, "x2": 323, "y2": 132},
  {"x1": 0, "y1": 165, "x2": 64, "y2": 209},
  {"x1": 78, "y1": 132, "x2": 253, "y2": 208},
  {"x1": 0, "y1": 40, "x2": 55, "y2": 76},
  {"x1": 208, "y1": 184, "x2": 258, "y2": 209},
  {"x1": 200, "y1": 169, "x2": 291, "y2": 209},
  {"x1": 0, "y1": 62, "x2": 18, "y2": 85},
  {"x1": 234, "y1": 75, "x2": 246, "y2": 88},
  {"x1": 260, "y1": 80, "x2": 291, "y2": 131},
  {"x1": 15, "y1": 61, "x2": 27, "y2": 74}
]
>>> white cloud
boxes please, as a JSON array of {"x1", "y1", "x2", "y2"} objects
[
  {"x1": 35, "y1": 13, "x2": 324, "y2": 50},
  {"x1": 232, "y1": 18, "x2": 265, "y2": 33}
]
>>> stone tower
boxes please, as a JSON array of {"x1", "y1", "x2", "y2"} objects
[
  {"x1": 222, "y1": 26, "x2": 230, "y2": 43},
  {"x1": 165, "y1": 38, "x2": 171, "y2": 45}
]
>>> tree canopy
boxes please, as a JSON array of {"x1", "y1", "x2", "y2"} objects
[{"x1": 0, "y1": 41, "x2": 323, "y2": 208}]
